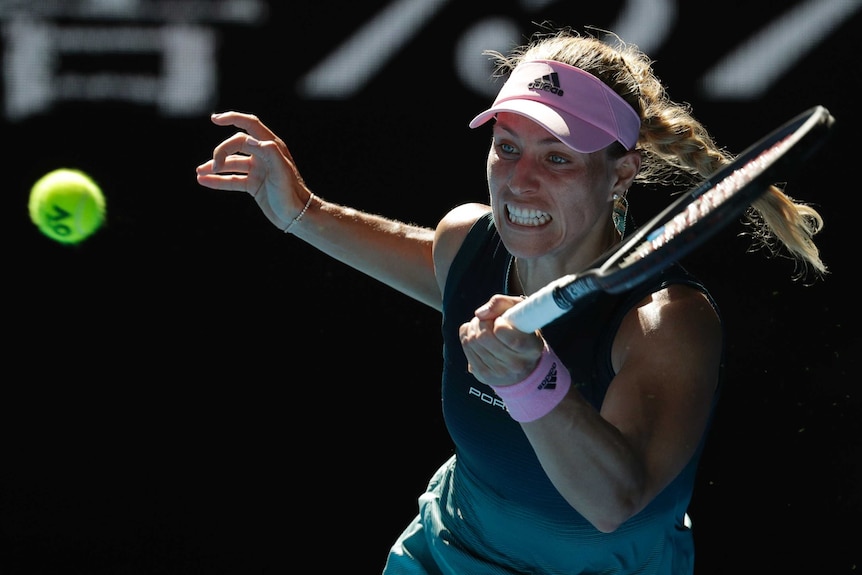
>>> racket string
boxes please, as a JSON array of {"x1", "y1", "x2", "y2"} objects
[{"x1": 619, "y1": 136, "x2": 792, "y2": 267}]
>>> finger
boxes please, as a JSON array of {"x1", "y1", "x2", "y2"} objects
[
  {"x1": 197, "y1": 152, "x2": 266, "y2": 190},
  {"x1": 460, "y1": 319, "x2": 508, "y2": 366},
  {"x1": 215, "y1": 153, "x2": 258, "y2": 173},
  {"x1": 210, "y1": 133, "x2": 257, "y2": 171},
  {"x1": 463, "y1": 312, "x2": 521, "y2": 356},
  {"x1": 461, "y1": 345, "x2": 499, "y2": 378},
  {"x1": 210, "y1": 111, "x2": 279, "y2": 143},
  {"x1": 196, "y1": 171, "x2": 252, "y2": 192},
  {"x1": 196, "y1": 152, "x2": 249, "y2": 174}
]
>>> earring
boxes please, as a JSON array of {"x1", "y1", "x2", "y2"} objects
[{"x1": 612, "y1": 193, "x2": 629, "y2": 238}]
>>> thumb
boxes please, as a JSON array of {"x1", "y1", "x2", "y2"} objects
[{"x1": 474, "y1": 294, "x2": 523, "y2": 320}]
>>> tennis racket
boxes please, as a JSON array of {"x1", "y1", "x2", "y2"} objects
[{"x1": 503, "y1": 105, "x2": 835, "y2": 333}]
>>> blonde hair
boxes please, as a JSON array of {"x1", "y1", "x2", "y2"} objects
[{"x1": 483, "y1": 27, "x2": 826, "y2": 279}]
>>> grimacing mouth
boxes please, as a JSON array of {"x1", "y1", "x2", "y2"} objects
[{"x1": 507, "y1": 203, "x2": 551, "y2": 226}]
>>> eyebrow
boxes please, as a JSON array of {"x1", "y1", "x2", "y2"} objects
[{"x1": 494, "y1": 122, "x2": 567, "y2": 148}]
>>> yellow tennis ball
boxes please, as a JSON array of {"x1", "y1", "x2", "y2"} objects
[{"x1": 28, "y1": 168, "x2": 106, "y2": 244}]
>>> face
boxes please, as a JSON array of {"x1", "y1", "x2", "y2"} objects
[{"x1": 487, "y1": 112, "x2": 632, "y2": 265}]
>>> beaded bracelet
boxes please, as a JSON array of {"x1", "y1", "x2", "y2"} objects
[
  {"x1": 284, "y1": 192, "x2": 315, "y2": 233},
  {"x1": 490, "y1": 343, "x2": 571, "y2": 422}
]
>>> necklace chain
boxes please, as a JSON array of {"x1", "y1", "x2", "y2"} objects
[
  {"x1": 506, "y1": 255, "x2": 528, "y2": 297},
  {"x1": 511, "y1": 257, "x2": 526, "y2": 296}
]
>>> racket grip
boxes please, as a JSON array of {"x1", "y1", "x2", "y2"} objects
[{"x1": 503, "y1": 274, "x2": 577, "y2": 333}]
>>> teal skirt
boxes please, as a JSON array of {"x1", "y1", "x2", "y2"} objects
[{"x1": 382, "y1": 455, "x2": 695, "y2": 575}]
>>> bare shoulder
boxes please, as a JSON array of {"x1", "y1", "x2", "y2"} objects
[
  {"x1": 433, "y1": 203, "x2": 491, "y2": 294},
  {"x1": 634, "y1": 284, "x2": 719, "y2": 332},
  {"x1": 612, "y1": 283, "x2": 722, "y2": 375}
]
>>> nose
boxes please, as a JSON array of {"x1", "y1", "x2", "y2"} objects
[{"x1": 507, "y1": 155, "x2": 540, "y2": 196}]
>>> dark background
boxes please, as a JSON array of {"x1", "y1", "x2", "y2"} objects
[{"x1": 1, "y1": 1, "x2": 859, "y2": 573}]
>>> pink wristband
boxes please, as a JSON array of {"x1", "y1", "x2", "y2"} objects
[{"x1": 490, "y1": 343, "x2": 571, "y2": 422}]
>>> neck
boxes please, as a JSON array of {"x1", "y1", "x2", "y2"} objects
[{"x1": 521, "y1": 229, "x2": 622, "y2": 291}]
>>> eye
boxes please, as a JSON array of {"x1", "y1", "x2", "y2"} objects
[
  {"x1": 494, "y1": 141, "x2": 519, "y2": 157},
  {"x1": 548, "y1": 154, "x2": 568, "y2": 165}
]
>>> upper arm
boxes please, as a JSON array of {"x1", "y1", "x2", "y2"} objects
[
  {"x1": 603, "y1": 284, "x2": 722, "y2": 506},
  {"x1": 432, "y1": 203, "x2": 491, "y2": 297}
]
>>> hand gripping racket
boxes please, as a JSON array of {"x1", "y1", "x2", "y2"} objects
[{"x1": 503, "y1": 105, "x2": 835, "y2": 333}]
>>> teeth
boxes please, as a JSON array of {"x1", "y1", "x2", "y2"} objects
[{"x1": 507, "y1": 204, "x2": 551, "y2": 226}]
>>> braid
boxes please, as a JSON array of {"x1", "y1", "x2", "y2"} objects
[
  {"x1": 747, "y1": 189, "x2": 825, "y2": 277},
  {"x1": 484, "y1": 27, "x2": 826, "y2": 278}
]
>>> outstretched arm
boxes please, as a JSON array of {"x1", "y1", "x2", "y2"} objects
[{"x1": 196, "y1": 111, "x2": 441, "y2": 310}]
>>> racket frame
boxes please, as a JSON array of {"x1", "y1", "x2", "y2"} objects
[{"x1": 504, "y1": 105, "x2": 835, "y2": 333}]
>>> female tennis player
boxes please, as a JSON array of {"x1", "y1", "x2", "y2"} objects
[{"x1": 196, "y1": 27, "x2": 826, "y2": 574}]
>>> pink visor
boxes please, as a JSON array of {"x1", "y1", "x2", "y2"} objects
[{"x1": 469, "y1": 60, "x2": 640, "y2": 153}]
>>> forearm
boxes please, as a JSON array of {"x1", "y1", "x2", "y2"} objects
[
  {"x1": 521, "y1": 393, "x2": 646, "y2": 533},
  {"x1": 288, "y1": 194, "x2": 441, "y2": 310}
]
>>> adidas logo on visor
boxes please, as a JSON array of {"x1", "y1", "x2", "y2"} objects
[{"x1": 527, "y1": 73, "x2": 563, "y2": 97}]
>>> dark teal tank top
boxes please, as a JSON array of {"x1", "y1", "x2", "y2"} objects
[{"x1": 440, "y1": 212, "x2": 722, "y2": 554}]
